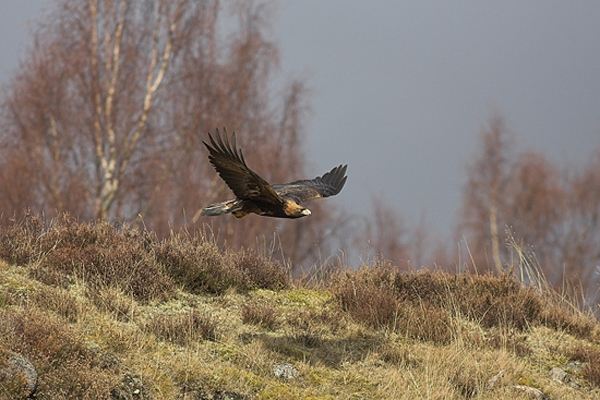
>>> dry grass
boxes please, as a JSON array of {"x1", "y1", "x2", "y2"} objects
[
  {"x1": 241, "y1": 302, "x2": 279, "y2": 330},
  {"x1": 0, "y1": 213, "x2": 599, "y2": 399},
  {"x1": 141, "y1": 309, "x2": 219, "y2": 345}
]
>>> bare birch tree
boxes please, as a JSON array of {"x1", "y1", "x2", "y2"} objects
[
  {"x1": 458, "y1": 114, "x2": 513, "y2": 272},
  {"x1": 0, "y1": 0, "x2": 345, "y2": 270},
  {"x1": 561, "y1": 149, "x2": 600, "y2": 286},
  {"x1": 458, "y1": 113, "x2": 600, "y2": 300},
  {"x1": 0, "y1": 0, "x2": 208, "y2": 219}
]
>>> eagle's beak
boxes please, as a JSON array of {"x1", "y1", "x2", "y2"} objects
[{"x1": 301, "y1": 209, "x2": 311, "y2": 216}]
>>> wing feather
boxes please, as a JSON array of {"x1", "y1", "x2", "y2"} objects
[
  {"x1": 203, "y1": 129, "x2": 283, "y2": 205},
  {"x1": 273, "y1": 165, "x2": 348, "y2": 204}
]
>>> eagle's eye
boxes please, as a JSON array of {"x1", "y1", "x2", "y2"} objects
[{"x1": 301, "y1": 209, "x2": 311, "y2": 216}]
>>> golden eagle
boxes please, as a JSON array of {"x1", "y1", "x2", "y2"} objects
[{"x1": 201, "y1": 129, "x2": 347, "y2": 219}]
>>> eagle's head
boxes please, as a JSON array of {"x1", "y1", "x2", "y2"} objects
[
  {"x1": 288, "y1": 207, "x2": 311, "y2": 218},
  {"x1": 284, "y1": 200, "x2": 311, "y2": 218}
]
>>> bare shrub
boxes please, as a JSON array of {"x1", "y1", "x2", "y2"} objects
[
  {"x1": 333, "y1": 266, "x2": 400, "y2": 331},
  {"x1": 156, "y1": 232, "x2": 290, "y2": 294},
  {"x1": 0, "y1": 210, "x2": 45, "y2": 266},
  {"x1": 455, "y1": 273, "x2": 542, "y2": 330},
  {"x1": 234, "y1": 248, "x2": 290, "y2": 291},
  {"x1": 333, "y1": 264, "x2": 453, "y2": 343},
  {"x1": 24, "y1": 215, "x2": 174, "y2": 302},
  {"x1": 0, "y1": 213, "x2": 175, "y2": 302},
  {"x1": 331, "y1": 259, "x2": 587, "y2": 345},
  {"x1": 540, "y1": 302, "x2": 600, "y2": 341},
  {"x1": 390, "y1": 269, "x2": 450, "y2": 308},
  {"x1": 155, "y1": 232, "x2": 243, "y2": 295},
  {"x1": 390, "y1": 269, "x2": 543, "y2": 331}
]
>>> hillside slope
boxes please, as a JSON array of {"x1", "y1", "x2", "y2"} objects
[{"x1": 1, "y1": 215, "x2": 599, "y2": 399}]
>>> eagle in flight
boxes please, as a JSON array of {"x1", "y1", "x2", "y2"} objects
[{"x1": 201, "y1": 129, "x2": 347, "y2": 219}]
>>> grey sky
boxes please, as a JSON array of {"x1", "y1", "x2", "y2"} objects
[
  {"x1": 274, "y1": 1, "x2": 600, "y2": 241},
  {"x1": 1, "y1": 2, "x2": 599, "y2": 246}
]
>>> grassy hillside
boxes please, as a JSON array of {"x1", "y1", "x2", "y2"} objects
[{"x1": 1, "y1": 214, "x2": 599, "y2": 399}]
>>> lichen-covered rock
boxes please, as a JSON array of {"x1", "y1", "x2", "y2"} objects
[
  {"x1": 549, "y1": 366, "x2": 567, "y2": 383},
  {"x1": 0, "y1": 354, "x2": 38, "y2": 398},
  {"x1": 513, "y1": 385, "x2": 550, "y2": 400},
  {"x1": 273, "y1": 363, "x2": 299, "y2": 380},
  {"x1": 212, "y1": 390, "x2": 249, "y2": 400},
  {"x1": 110, "y1": 374, "x2": 153, "y2": 400}
]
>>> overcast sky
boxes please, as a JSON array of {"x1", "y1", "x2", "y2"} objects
[
  {"x1": 274, "y1": 1, "x2": 600, "y2": 241},
  {"x1": 1, "y1": 1, "x2": 599, "y2": 245}
]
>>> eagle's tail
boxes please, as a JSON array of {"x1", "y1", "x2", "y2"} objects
[{"x1": 200, "y1": 200, "x2": 238, "y2": 217}]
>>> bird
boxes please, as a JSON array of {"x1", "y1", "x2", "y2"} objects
[{"x1": 200, "y1": 129, "x2": 347, "y2": 219}]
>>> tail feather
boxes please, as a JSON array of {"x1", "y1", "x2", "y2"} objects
[{"x1": 200, "y1": 200, "x2": 235, "y2": 216}]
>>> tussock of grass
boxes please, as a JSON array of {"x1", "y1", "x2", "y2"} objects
[
  {"x1": 1, "y1": 213, "x2": 599, "y2": 399},
  {"x1": 242, "y1": 302, "x2": 279, "y2": 330},
  {"x1": 141, "y1": 309, "x2": 219, "y2": 345}
]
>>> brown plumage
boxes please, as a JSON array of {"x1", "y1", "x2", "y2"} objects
[{"x1": 201, "y1": 129, "x2": 347, "y2": 219}]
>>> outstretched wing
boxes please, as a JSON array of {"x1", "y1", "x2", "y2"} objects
[
  {"x1": 203, "y1": 129, "x2": 283, "y2": 205},
  {"x1": 272, "y1": 164, "x2": 348, "y2": 205}
]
